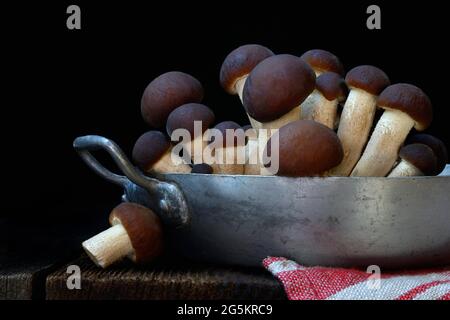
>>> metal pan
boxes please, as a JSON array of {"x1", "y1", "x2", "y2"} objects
[{"x1": 73, "y1": 135, "x2": 450, "y2": 269}]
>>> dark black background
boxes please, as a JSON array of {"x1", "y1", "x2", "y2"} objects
[{"x1": 1, "y1": 1, "x2": 449, "y2": 252}]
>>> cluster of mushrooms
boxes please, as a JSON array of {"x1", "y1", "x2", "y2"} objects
[
  {"x1": 82, "y1": 45, "x2": 448, "y2": 269},
  {"x1": 134, "y1": 45, "x2": 447, "y2": 178}
]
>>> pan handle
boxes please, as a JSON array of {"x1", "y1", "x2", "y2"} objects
[{"x1": 73, "y1": 135, "x2": 190, "y2": 227}]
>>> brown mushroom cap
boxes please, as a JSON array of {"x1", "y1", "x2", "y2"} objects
[
  {"x1": 316, "y1": 72, "x2": 348, "y2": 101},
  {"x1": 406, "y1": 134, "x2": 448, "y2": 174},
  {"x1": 377, "y1": 84, "x2": 433, "y2": 131},
  {"x1": 132, "y1": 131, "x2": 171, "y2": 171},
  {"x1": 345, "y1": 65, "x2": 390, "y2": 95},
  {"x1": 109, "y1": 203, "x2": 163, "y2": 264},
  {"x1": 166, "y1": 103, "x2": 215, "y2": 137},
  {"x1": 191, "y1": 163, "x2": 213, "y2": 174},
  {"x1": 141, "y1": 71, "x2": 204, "y2": 129},
  {"x1": 265, "y1": 120, "x2": 343, "y2": 176},
  {"x1": 399, "y1": 143, "x2": 437, "y2": 176},
  {"x1": 209, "y1": 121, "x2": 245, "y2": 148},
  {"x1": 220, "y1": 44, "x2": 274, "y2": 94},
  {"x1": 243, "y1": 54, "x2": 316, "y2": 122},
  {"x1": 300, "y1": 49, "x2": 345, "y2": 76}
]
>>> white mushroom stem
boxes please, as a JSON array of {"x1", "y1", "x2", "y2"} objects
[
  {"x1": 300, "y1": 90, "x2": 338, "y2": 129},
  {"x1": 244, "y1": 132, "x2": 274, "y2": 175},
  {"x1": 82, "y1": 224, "x2": 133, "y2": 268},
  {"x1": 351, "y1": 109, "x2": 415, "y2": 177},
  {"x1": 387, "y1": 160, "x2": 423, "y2": 177},
  {"x1": 329, "y1": 89, "x2": 377, "y2": 176},
  {"x1": 244, "y1": 137, "x2": 261, "y2": 175},
  {"x1": 261, "y1": 107, "x2": 301, "y2": 132},
  {"x1": 151, "y1": 150, "x2": 191, "y2": 174},
  {"x1": 299, "y1": 90, "x2": 320, "y2": 121},
  {"x1": 246, "y1": 107, "x2": 301, "y2": 148},
  {"x1": 210, "y1": 145, "x2": 245, "y2": 174}
]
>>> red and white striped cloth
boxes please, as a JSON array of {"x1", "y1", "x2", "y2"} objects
[{"x1": 263, "y1": 257, "x2": 450, "y2": 300}]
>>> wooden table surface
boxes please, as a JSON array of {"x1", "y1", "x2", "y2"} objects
[
  {"x1": 1, "y1": 208, "x2": 286, "y2": 300},
  {"x1": 45, "y1": 253, "x2": 286, "y2": 300}
]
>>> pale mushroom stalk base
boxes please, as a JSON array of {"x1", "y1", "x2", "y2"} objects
[
  {"x1": 247, "y1": 107, "x2": 301, "y2": 159},
  {"x1": 210, "y1": 145, "x2": 245, "y2": 174},
  {"x1": 387, "y1": 160, "x2": 423, "y2": 177},
  {"x1": 351, "y1": 109, "x2": 415, "y2": 177},
  {"x1": 300, "y1": 90, "x2": 320, "y2": 121},
  {"x1": 185, "y1": 136, "x2": 209, "y2": 165},
  {"x1": 329, "y1": 89, "x2": 377, "y2": 176},
  {"x1": 150, "y1": 151, "x2": 191, "y2": 174},
  {"x1": 244, "y1": 138, "x2": 260, "y2": 175},
  {"x1": 236, "y1": 76, "x2": 263, "y2": 130},
  {"x1": 261, "y1": 107, "x2": 301, "y2": 132},
  {"x1": 311, "y1": 95, "x2": 338, "y2": 129},
  {"x1": 82, "y1": 224, "x2": 133, "y2": 268},
  {"x1": 244, "y1": 136, "x2": 274, "y2": 175}
]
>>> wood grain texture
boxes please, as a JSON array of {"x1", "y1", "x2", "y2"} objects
[
  {"x1": 46, "y1": 254, "x2": 286, "y2": 300},
  {"x1": 0, "y1": 257, "x2": 59, "y2": 300}
]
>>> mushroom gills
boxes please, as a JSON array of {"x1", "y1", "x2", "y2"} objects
[
  {"x1": 330, "y1": 88, "x2": 377, "y2": 176},
  {"x1": 351, "y1": 109, "x2": 415, "y2": 177}
]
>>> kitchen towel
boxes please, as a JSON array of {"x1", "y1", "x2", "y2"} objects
[{"x1": 263, "y1": 257, "x2": 450, "y2": 300}]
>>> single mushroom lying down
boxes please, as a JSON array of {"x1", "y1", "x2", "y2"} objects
[
  {"x1": 351, "y1": 83, "x2": 433, "y2": 177},
  {"x1": 132, "y1": 131, "x2": 191, "y2": 174},
  {"x1": 82, "y1": 203, "x2": 164, "y2": 268},
  {"x1": 388, "y1": 143, "x2": 437, "y2": 177}
]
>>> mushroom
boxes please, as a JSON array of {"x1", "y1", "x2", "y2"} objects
[
  {"x1": 300, "y1": 49, "x2": 345, "y2": 76},
  {"x1": 82, "y1": 203, "x2": 163, "y2": 268},
  {"x1": 166, "y1": 103, "x2": 215, "y2": 165},
  {"x1": 220, "y1": 44, "x2": 274, "y2": 129},
  {"x1": 388, "y1": 143, "x2": 437, "y2": 177},
  {"x1": 351, "y1": 84, "x2": 433, "y2": 177},
  {"x1": 243, "y1": 126, "x2": 262, "y2": 175},
  {"x1": 207, "y1": 121, "x2": 245, "y2": 174},
  {"x1": 132, "y1": 131, "x2": 191, "y2": 174},
  {"x1": 191, "y1": 163, "x2": 213, "y2": 174},
  {"x1": 300, "y1": 72, "x2": 348, "y2": 129},
  {"x1": 406, "y1": 134, "x2": 448, "y2": 175},
  {"x1": 264, "y1": 120, "x2": 343, "y2": 176},
  {"x1": 141, "y1": 71, "x2": 204, "y2": 129},
  {"x1": 243, "y1": 54, "x2": 316, "y2": 133},
  {"x1": 330, "y1": 65, "x2": 390, "y2": 176}
]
